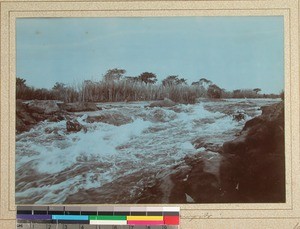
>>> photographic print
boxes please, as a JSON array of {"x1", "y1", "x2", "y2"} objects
[{"x1": 15, "y1": 16, "x2": 285, "y2": 204}]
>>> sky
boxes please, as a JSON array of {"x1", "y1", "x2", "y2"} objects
[{"x1": 16, "y1": 16, "x2": 284, "y2": 94}]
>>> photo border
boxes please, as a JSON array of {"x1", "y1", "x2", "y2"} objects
[{"x1": 1, "y1": 0, "x2": 299, "y2": 228}]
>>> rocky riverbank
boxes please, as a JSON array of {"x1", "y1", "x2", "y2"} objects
[
  {"x1": 136, "y1": 101, "x2": 285, "y2": 203},
  {"x1": 16, "y1": 100, "x2": 100, "y2": 133},
  {"x1": 220, "y1": 102, "x2": 285, "y2": 202},
  {"x1": 16, "y1": 98, "x2": 177, "y2": 133}
]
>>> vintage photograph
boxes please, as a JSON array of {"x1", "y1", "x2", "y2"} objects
[{"x1": 15, "y1": 16, "x2": 285, "y2": 204}]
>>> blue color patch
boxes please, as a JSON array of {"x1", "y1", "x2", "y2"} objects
[{"x1": 52, "y1": 215, "x2": 89, "y2": 220}]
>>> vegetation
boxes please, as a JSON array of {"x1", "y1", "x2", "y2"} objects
[
  {"x1": 16, "y1": 68, "x2": 281, "y2": 104},
  {"x1": 280, "y1": 90, "x2": 284, "y2": 101},
  {"x1": 103, "y1": 68, "x2": 126, "y2": 81},
  {"x1": 162, "y1": 75, "x2": 187, "y2": 87},
  {"x1": 138, "y1": 72, "x2": 158, "y2": 84},
  {"x1": 207, "y1": 84, "x2": 223, "y2": 99},
  {"x1": 232, "y1": 89, "x2": 259, "y2": 98}
]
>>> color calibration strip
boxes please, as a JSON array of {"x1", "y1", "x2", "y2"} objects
[{"x1": 16, "y1": 206, "x2": 179, "y2": 228}]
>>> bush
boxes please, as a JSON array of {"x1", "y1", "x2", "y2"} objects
[
  {"x1": 207, "y1": 84, "x2": 222, "y2": 99},
  {"x1": 233, "y1": 89, "x2": 261, "y2": 98},
  {"x1": 280, "y1": 91, "x2": 284, "y2": 101}
]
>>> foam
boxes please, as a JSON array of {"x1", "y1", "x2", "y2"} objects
[{"x1": 16, "y1": 98, "x2": 281, "y2": 204}]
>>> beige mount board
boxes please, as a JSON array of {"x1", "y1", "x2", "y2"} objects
[{"x1": 0, "y1": 0, "x2": 300, "y2": 228}]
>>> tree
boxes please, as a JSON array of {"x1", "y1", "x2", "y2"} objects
[
  {"x1": 52, "y1": 82, "x2": 66, "y2": 90},
  {"x1": 233, "y1": 89, "x2": 241, "y2": 98},
  {"x1": 280, "y1": 90, "x2": 284, "y2": 101},
  {"x1": 191, "y1": 81, "x2": 200, "y2": 86},
  {"x1": 52, "y1": 82, "x2": 68, "y2": 101},
  {"x1": 125, "y1": 76, "x2": 139, "y2": 82},
  {"x1": 191, "y1": 78, "x2": 212, "y2": 88},
  {"x1": 162, "y1": 75, "x2": 178, "y2": 86},
  {"x1": 207, "y1": 84, "x2": 223, "y2": 99},
  {"x1": 253, "y1": 88, "x2": 262, "y2": 94},
  {"x1": 103, "y1": 68, "x2": 126, "y2": 81},
  {"x1": 162, "y1": 75, "x2": 187, "y2": 86},
  {"x1": 178, "y1": 78, "x2": 187, "y2": 85},
  {"x1": 199, "y1": 78, "x2": 212, "y2": 88},
  {"x1": 199, "y1": 78, "x2": 212, "y2": 84},
  {"x1": 16, "y1": 77, "x2": 30, "y2": 99},
  {"x1": 138, "y1": 72, "x2": 157, "y2": 84},
  {"x1": 16, "y1": 77, "x2": 27, "y2": 87}
]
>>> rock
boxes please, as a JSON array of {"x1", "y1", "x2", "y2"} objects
[
  {"x1": 150, "y1": 109, "x2": 176, "y2": 122},
  {"x1": 85, "y1": 113, "x2": 133, "y2": 126},
  {"x1": 26, "y1": 100, "x2": 60, "y2": 114},
  {"x1": 136, "y1": 167, "x2": 188, "y2": 204},
  {"x1": 16, "y1": 100, "x2": 40, "y2": 133},
  {"x1": 192, "y1": 138, "x2": 221, "y2": 152},
  {"x1": 16, "y1": 100, "x2": 101, "y2": 133},
  {"x1": 66, "y1": 120, "x2": 87, "y2": 133},
  {"x1": 220, "y1": 102, "x2": 285, "y2": 202},
  {"x1": 59, "y1": 102, "x2": 99, "y2": 112},
  {"x1": 136, "y1": 153, "x2": 222, "y2": 203},
  {"x1": 16, "y1": 100, "x2": 68, "y2": 133},
  {"x1": 185, "y1": 162, "x2": 221, "y2": 203},
  {"x1": 152, "y1": 109, "x2": 167, "y2": 122},
  {"x1": 47, "y1": 114, "x2": 65, "y2": 122},
  {"x1": 192, "y1": 138, "x2": 206, "y2": 149},
  {"x1": 148, "y1": 98, "x2": 176, "y2": 108},
  {"x1": 137, "y1": 102, "x2": 285, "y2": 204},
  {"x1": 232, "y1": 113, "x2": 245, "y2": 122},
  {"x1": 167, "y1": 106, "x2": 183, "y2": 113},
  {"x1": 16, "y1": 115, "x2": 31, "y2": 133},
  {"x1": 185, "y1": 193, "x2": 195, "y2": 203},
  {"x1": 30, "y1": 112, "x2": 47, "y2": 121}
]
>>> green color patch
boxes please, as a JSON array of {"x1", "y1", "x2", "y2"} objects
[{"x1": 89, "y1": 215, "x2": 126, "y2": 220}]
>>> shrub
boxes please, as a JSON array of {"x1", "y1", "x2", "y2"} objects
[
  {"x1": 280, "y1": 91, "x2": 284, "y2": 101},
  {"x1": 207, "y1": 84, "x2": 222, "y2": 99}
]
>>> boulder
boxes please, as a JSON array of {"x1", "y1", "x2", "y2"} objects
[
  {"x1": 136, "y1": 154, "x2": 222, "y2": 203},
  {"x1": 16, "y1": 100, "x2": 67, "y2": 133},
  {"x1": 26, "y1": 100, "x2": 60, "y2": 114},
  {"x1": 59, "y1": 102, "x2": 99, "y2": 112},
  {"x1": 185, "y1": 163, "x2": 221, "y2": 203},
  {"x1": 16, "y1": 100, "x2": 41, "y2": 133},
  {"x1": 85, "y1": 113, "x2": 133, "y2": 126},
  {"x1": 192, "y1": 137, "x2": 206, "y2": 149},
  {"x1": 47, "y1": 114, "x2": 65, "y2": 122},
  {"x1": 220, "y1": 102, "x2": 285, "y2": 202},
  {"x1": 232, "y1": 113, "x2": 245, "y2": 122},
  {"x1": 149, "y1": 98, "x2": 176, "y2": 108},
  {"x1": 66, "y1": 120, "x2": 87, "y2": 133},
  {"x1": 192, "y1": 138, "x2": 221, "y2": 152},
  {"x1": 150, "y1": 109, "x2": 176, "y2": 122}
]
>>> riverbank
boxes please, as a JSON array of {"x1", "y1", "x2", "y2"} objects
[
  {"x1": 136, "y1": 101, "x2": 285, "y2": 203},
  {"x1": 16, "y1": 100, "x2": 100, "y2": 133}
]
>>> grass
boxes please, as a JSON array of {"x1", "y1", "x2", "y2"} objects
[
  {"x1": 81, "y1": 80, "x2": 205, "y2": 104},
  {"x1": 16, "y1": 78, "x2": 280, "y2": 104}
]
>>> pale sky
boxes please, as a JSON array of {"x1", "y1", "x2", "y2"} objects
[{"x1": 16, "y1": 16, "x2": 284, "y2": 94}]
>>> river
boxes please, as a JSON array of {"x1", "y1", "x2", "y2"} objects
[{"x1": 15, "y1": 98, "x2": 280, "y2": 204}]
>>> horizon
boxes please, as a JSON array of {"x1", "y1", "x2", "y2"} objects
[{"x1": 16, "y1": 16, "x2": 284, "y2": 94}]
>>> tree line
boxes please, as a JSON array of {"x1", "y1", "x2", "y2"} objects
[{"x1": 16, "y1": 68, "x2": 281, "y2": 104}]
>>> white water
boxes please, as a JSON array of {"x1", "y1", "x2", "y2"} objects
[{"x1": 15, "y1": 98, "x2": 280, "y2": 204}]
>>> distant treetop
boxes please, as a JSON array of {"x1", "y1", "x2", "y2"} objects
[
  {"x1": 162, "y1": 75, "x2": 187, "y2": 87},
  {"x1": 103, "y1": 68, "x2": 126, "y2": 81},
  {"x1": 138, "y1": 72, "x2": 157, "y2": 84}
]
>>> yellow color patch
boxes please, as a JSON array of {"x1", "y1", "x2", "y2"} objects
[{"x1": 126, "y1": 216, "x2": 163, "y2": 221}]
